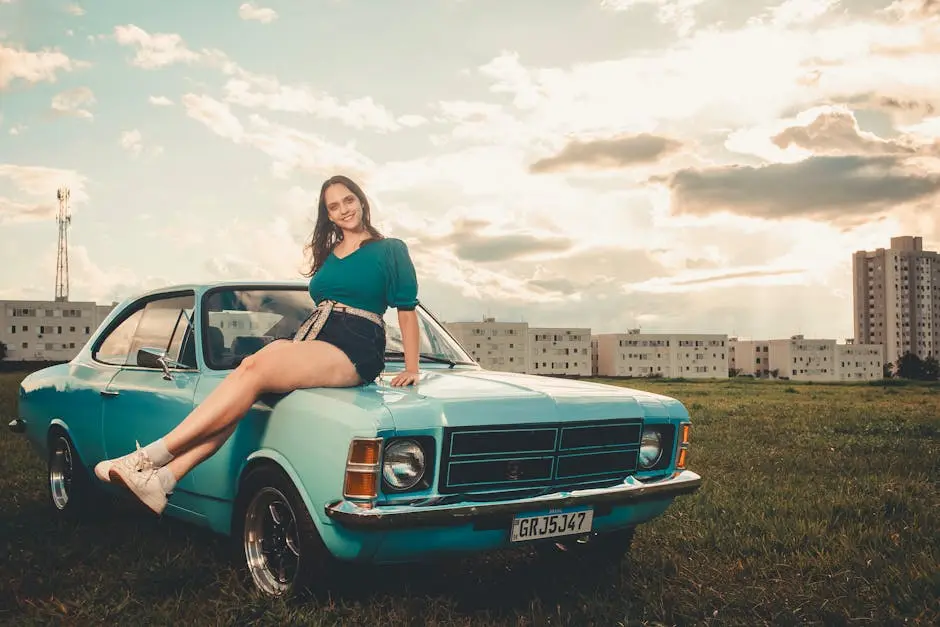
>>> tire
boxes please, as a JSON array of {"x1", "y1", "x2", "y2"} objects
[
  {"x1": 233, "y1": 464, "x2": 335, "y2": 598},
  {"x1": 46, "y1": 429, "x2": 99, "y2": 519}
]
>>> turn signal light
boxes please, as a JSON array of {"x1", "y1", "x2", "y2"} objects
[
  {"x1": 677, "y1": 422, "x2": 691, "y2": 469},
  {"x1": 676, "y1": 448, "x2": 688, "y2": 469},
  {"x1": 343, "y1": 437, "x2": 382, "y2": 499},
  {"x1": 344, "y1": 469, "x2": 378, "y2": 499}
]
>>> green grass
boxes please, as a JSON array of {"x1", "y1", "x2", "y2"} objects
[{"x1": 1, "y1": 371, "x2": 938, "y2": 626}]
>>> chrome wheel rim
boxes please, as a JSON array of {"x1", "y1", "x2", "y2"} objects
[
  {"x1": 243, "y1": 487, "x2": 301, "y2": 596},
  {"x1": 49, "y1": 436, "x2": 73, "y2": 510}
]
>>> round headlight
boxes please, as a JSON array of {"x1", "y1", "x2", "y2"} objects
[
  {"x1": 639, "y1": 429, "x2": 663, "y2": 468},
  {"x1": 382, "y1": 440, "x2": 426, "y2": 490}
]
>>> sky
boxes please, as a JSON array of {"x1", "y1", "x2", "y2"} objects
[{"x1": 1, "y1": 0, "x2": 939, "y2": 340}]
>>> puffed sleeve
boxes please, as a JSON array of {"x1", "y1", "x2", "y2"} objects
[{"x1": 385, "y1": 238, "x2": 419, "y2": 310}]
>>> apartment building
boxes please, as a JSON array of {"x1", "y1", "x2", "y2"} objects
[
  {"x1": 445, "y1": 318, "x2": 529, "y2": 374},
  {"x1": 529, "y1": 327, "x2": 592, "y2": 376},
  {"x1": 1, "y1": 299, "x2": 116, "y2": 361},
  {"x1": 593, "y1": 330, "x2": 729, "y2": 379},
  {"x1": 768, "y1": 336, "x2": 839, "y2": 381},
  {"x1": 728, "y1": 339, "x2": 770, "y2": 376},
  {"x1": 730, "y1": 335, "x2": 884, "y2": 381},
  {"x1": 853, "y1": 235, "x2": 939, "y2": 367},
  {"x1": 836, "y1": 340, "x2": 885, "y2": 381}
]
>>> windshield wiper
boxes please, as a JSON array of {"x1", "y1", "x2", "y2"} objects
[{"x1": 384, "y1": 351, "x2": 471, "y2": 367}]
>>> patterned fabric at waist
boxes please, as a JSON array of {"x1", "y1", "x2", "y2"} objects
[{"x1": 293, "y1": 299, "x2": 384, "y2": 342}]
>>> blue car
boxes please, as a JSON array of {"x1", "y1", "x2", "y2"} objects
[{"x1": 10, "y1": 281, "x2": 701, "y2": 596}]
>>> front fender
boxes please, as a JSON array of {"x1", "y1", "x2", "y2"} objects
[{"x1": 228, "y1": 387, "x2": 398, "y2": 560}]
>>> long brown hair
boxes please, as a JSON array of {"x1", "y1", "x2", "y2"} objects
[{"x1": 302, "y1": 174, "x2": 384, "y2": 277}]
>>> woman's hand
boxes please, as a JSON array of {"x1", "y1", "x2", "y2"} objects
[{"x1": 390, "y1": 369, "x2": 420, "y2": 387}]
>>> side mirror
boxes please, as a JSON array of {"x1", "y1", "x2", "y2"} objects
[{"x1": 137, "y1": 347, "x2": 174, "y2": 380}]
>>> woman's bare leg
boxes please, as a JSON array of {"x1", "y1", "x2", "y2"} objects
[
  {"x1": 164, "y1": 339, "x2": 361, "y2": 455},
  {"x1": 103, "y1": 339, "x2": 362, "y2": 514}
]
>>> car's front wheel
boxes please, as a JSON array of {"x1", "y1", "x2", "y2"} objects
[{"x1": 234, "y1": 465, "x2": 334, "y2": 598}]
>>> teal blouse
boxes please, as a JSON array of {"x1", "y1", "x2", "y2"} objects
[{"x1": 308, "y1": 237, "x2": 419, "y2": 315}]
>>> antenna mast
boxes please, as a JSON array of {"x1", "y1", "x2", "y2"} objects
[{"x1": 55, "y1": 186, "x2": 71, "y2": 302}]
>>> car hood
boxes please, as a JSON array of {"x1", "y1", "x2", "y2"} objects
[{"x1": 372, "y1": 368, "x2": 689, "y2": 431}]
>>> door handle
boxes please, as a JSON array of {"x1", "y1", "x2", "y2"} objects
[{"x1": 100, "y1": 389, "x2": 119, "y2": 397}]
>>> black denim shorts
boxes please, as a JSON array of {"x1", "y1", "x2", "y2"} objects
[{"x1": 315, "y1": 310, "x2": 386, "y2": 383}]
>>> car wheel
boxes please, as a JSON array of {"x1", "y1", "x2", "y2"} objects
[
  {"x1": 47, "y1": 429, "x2": 98, "y2": 518},
  {"x1": 234, "y1": 465, "x2": 334, "y2": 598}
]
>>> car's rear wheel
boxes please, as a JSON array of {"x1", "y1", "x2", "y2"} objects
[
  {"x1": 234, "y1": 465, "x2": 334, "y2": 598},
  {"x1": 47, "y1": 429, "x2": 98, "y2": 518}
]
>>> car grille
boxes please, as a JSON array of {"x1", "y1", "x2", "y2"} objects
[{"x1": 437, "y1": 419, "x2": 644, "y2": 494}]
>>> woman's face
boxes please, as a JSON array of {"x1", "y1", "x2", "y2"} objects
[{"x1": 325, "y1": 183, "x2": 363, "y2": 231}]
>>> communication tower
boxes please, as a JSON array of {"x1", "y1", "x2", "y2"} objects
[{"x1": 55, "y1": 186, "x2": 71, "y2": 302}]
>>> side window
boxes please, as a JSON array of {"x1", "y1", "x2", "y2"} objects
[
  {"x1": 126, "y1": 294, "x2": 196, "y2": 367},
  {"x1": 167, "y1": 308, "x2": 197, "y2": 368},
  {"x1": 95, "y1": 308, "x2": 145, "y2": 366}
]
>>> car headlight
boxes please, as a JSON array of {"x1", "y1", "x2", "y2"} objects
[
  {"x1": 382, "y1": 439, "x2": 426, "y2": 490},
  {"x1": 639, "y1": 428, "x2": 663, "y2": 469}
]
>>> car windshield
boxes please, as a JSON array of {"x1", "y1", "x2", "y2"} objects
[{"x1": 200, "y1": 286, "x2": 476, "y2": 370}]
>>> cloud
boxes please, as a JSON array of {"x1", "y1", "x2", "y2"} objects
[
  {"x1": 0, "y1": 196, "x2": 54, "y2": 224},
  {"x1": 112, "y1": 24, "x2": 421, "y2": 132},
  {"x1": 113, "y1": 24, "x2": 200, "y2": 69},
  {"x1": 434, "y1": 219, "x2": 575, "y2": 262},
  {"x1": 65, "y1": 3, "x2": 84, "y2": 16},
  {"x1": 764, "y1": 0, "x2": 840, "y2": 27},
  {"x1": 0, "y1": 164, "x2": 89, "y2": 206},
  {"x1": 600, "y1": 0, "x2": 705, "y2": 36},
  {"x1": 658, "y1": 154, "x2": 940, "y2": 225},
  {"x1": 0, "y1": 43, "x2": 82, "y2": 89},
  {"x1": 726, "y1": 105, "x2": 939, "y2": 163},
  {"x1": 222, "y1": 69, "x2": 423, "y2": 132},
  {"x1": 148, "y1": 95, "x2": 173, "y2": 106},
  {"x1": 180, "y1": 93, "x2": 374, "y2": 178},
  {"x1": 238, "y1": 2, "x2": 278, "y2": 23},
  {"x1": 51, "y1": 86, "x2": 95, "y2": 119},
  {"x1": 530, "y1": 134, "x2": 683, "y2": 173},
  {"x1": 180, "y1": 94, "x2": 244, "y2": 141},
  {"x1": 119, "y1": 129, "x2": 142, "y2": 156},
  {"x1": 631, "y1": 267, "x2": 808, "y2": 293},
  {"x1": 770, "y1": 107, "x2": 921, "y2": 155}
]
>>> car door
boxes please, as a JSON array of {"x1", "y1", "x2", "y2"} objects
[{"x1": 100, "y1": 291, "x2": 201, "y2": 495}]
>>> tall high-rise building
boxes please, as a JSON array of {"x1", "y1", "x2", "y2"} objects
[{"x1": 852, "y1": 236, "x2": 939, "y2": 367}]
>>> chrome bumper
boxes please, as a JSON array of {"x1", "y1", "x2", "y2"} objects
[
  {"x1": 324, "y1": 470, "x2": 702, "y2": 530},
  {"x1": 7, "y1": 418, "x2": 26, "y2": 434}
]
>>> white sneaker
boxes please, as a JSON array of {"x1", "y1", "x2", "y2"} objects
[
  {"x1": 94, "y1": 441, "x2": 154, "y2": 482},
  {"x1": 109, "y1": 465, "x2": 168, "y2": 515}
]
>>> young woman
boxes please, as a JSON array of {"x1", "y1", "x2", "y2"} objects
[{"x1": 94, "y1": 174, "x2": 421, "y2": 515}]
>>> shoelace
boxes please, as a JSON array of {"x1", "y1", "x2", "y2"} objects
[{"x1": 117, "y1": 441, "x2": 155, "y2": 473}]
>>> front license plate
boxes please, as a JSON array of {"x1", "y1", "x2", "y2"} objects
[{"x1": 510, "y1": 506, "x2": 594, "y2": 542}]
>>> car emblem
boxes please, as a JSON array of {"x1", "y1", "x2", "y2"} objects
[{"x1": 506, "y1": 461, "x2": 522, "y2": 481}]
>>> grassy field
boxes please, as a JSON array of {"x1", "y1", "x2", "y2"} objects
[{"x1": 1, "y1": 370, "x2": 938, "y2": 626}]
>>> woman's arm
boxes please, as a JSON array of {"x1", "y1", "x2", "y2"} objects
[{"x1": 390, "y1": 308, "x2": 420, "y2": 386}]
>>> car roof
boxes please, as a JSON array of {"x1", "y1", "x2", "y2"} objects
[{"x1": 133, "y1": 279, "x2": 309, "y2": 299}]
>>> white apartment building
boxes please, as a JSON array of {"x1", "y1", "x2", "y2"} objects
[
  {"x1": 730, "y1": 335, "x2": 884, "y2": 381},
  {"x1": 853, "y1": 235, "x2": 939, "y2": 367},
  {"x1": 445, "y1": 318, "x2": 529, "y2": 374},
  {"x1": 768, "y1": 336, "x2": 838, "y2": 381},
  {"x1": 1, "y1": 299, "x2": 116, "y2": 362},
  {"x1": 836, "y1": 340, "x2": 885, "y2": 381},
  {"x1": 728, "y1": 339, "x2": 770, "y2": 377},
  {"x1": 593, "y1": 331, "x2": 729, "y2": 379},
  {"x1": 529, "y1": 327, "x2": 592, "y2": 376}
]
